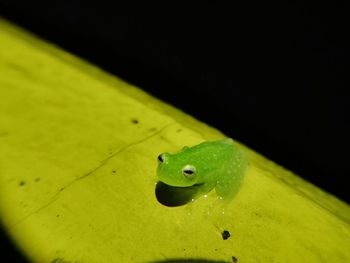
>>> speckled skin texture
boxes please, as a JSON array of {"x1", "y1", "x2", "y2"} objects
[{"x1": 157, "y1": 139, "x2": 248, "y2": 201}]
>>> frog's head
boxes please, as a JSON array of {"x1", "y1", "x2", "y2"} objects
[
  {"x1": 157, "y1": 140, "x2": 233, "y2": 187},
  {"x1": 157, "y1": 152, "x2": 200, "y2": 187}
]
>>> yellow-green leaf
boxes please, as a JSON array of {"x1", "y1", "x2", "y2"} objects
[{"x1": 1, "y1": 18, "x2": 350, "y2": 263}]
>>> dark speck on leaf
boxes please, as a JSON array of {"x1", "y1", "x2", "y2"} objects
[
  {"x1": 222, "y1": 230, "x2": 231, "y2": 240},
  {"x1": 59, "y1": 187, "x2": 64, "y2": 192},
  {"x1": 19, "y1": 181, "x2": 25, "y2": 186},
  {"x1": 112, "y1": 170, "x2": 116, "y2": 174},
  {"x1": 35, "y1": 178, "x2": 40, "y2": 182},
  {"x1": 131, "y1": 118, "x2": 139, "y2": 124},
  {"x1": 254, "y1": 212, "x2": 262, "y2": 217},
  {"x1": 232, "y1": 256, "x2": 238, "y2": 262},
  {"x1": 56, "y1": 214, "x2": 60, "y2": 218},
  {"x1": 51, "y1": 258, "x2": 71, "y2": 263}
]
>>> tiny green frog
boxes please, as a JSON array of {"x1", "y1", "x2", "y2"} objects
[{"x1": 157, "y1": 138, "x2": 247, "y2": 202}]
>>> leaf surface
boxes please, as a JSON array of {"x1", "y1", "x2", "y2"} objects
[{"x1": 1, "y1": 19, "x2": 350, "y2": 263}]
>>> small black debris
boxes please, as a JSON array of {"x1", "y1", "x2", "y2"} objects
[
  {"x1": 131, "y1": 118, "x2": 139, "y2": 124},
  {"x1": 222, "y1": 230, "x2": 231, "y2": 240}
]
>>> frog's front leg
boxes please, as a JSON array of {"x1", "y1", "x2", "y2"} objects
[
  {"x1": 193, "y1": 179, "x2": 217, "y2": 198},
  {"x1": 215, "y1": 150, "x2": 247, "y2": 201}
]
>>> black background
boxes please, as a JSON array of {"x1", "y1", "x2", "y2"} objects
[{"x1": 0, "y1": 2, "x2": 349, "y2": 262}]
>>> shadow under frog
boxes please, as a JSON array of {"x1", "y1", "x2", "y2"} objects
[{"x1": 155, "y1": 181, "x2": 201, "y2": 207}]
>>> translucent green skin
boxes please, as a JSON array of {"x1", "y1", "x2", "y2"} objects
[{"x1": 157, "y1": 138, "x2": 248, "y2": 201}]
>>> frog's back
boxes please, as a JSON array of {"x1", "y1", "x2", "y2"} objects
[
  {"x1": 189, "y1": 138, "x2": 235, "y2": 157},
  {"x1": 213, "y1": 139, "x2": 248, "y2": 201},
  {"x1": 188, "y1": 138, "x2": 247, "y2": 200}
]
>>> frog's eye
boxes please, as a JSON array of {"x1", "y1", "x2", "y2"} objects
[
  {"x1": 182, "y1": 165, "x2": 196, "y2": 178},
  {"x1": 158, "y1": 153, "x2": 165, "y2": 163}
]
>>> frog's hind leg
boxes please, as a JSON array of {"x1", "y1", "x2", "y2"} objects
[{"x1": 215, "y1": 149, "x2": 248, "y2": 202}]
